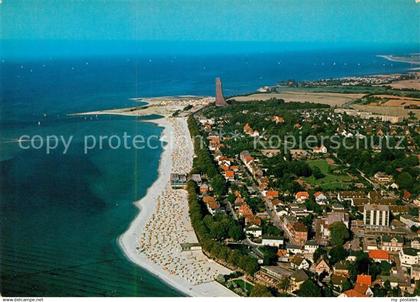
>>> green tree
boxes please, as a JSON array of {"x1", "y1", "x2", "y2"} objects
[
  {"x1": 211, "y1": 174, "x2": 226, "y2": 197},
  {"x1": 313, "y1": 247, "x2": 328, "y2": 263},
  {"x1": 342, "y1": 280, "x2": 352, "y2": 291},
  {"x1": 329, "y1": 221, "x2": 350, "y2": 246},
  {"x1": 396, "y1": 172, "x2": 414, "y2": 190},
  {"x1": 277, "y1": 278, "x2": 290, "y2": 292},
  {"x1": 298, "y1": 279, "x2": 322, "y2": 297},
  {"x1": 239, "y1": 256, "x2": 259, "y2": 275},
  {"x1": 260, "y1": 246, "x2": 278, "y2": 265},
  {"x1": 313, "y1": 166, "x2": 325, "y2": 179},
  {"x1": 328, "y1": 246, "x2": 348, "y2": 265},
  {"x1": 250, "y1": 284, "x2": 273, "y2": 297},
  {"x1": 228, "y1": 224, "x2": 244, "y2": 241}
]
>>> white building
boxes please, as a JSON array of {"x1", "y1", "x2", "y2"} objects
[
  {"x1": 411, "y1": 239, "x2": 420, "y2": 250},
  {"x1": 399, "y1": 248, "x2": 420, "y2": 269},
  {"x1": 363, "y1": 204, "x2": 390, "y2": 227},
  {"x1": 304, "y1": 241, "x2": 319, "y2": 254},
  {"x1": 245, "y1": 225, "x2": 262, "y2": 238},
  {"x1": 314, "y1": 192, "x2": 327, "y2": 205},
  {"x1": 262, "y1": 236, "x2": 284, "y2": 248}
]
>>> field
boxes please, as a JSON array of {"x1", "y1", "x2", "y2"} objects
[
  {"x1": 304, "y1": 159, "x2": 353, "y2": 190},
  {"x1": 389, "y1": 79, "x2": 420, "y2": 90},
  {"x1": 352, "y1": 104, "x2": 420, "y2": 119},
  {"x1": 373, "y1": 95, "x2": 420, "y2": 107},
  {"x1": 228, "y1": 91, "x2": 365, "y2": 107}
]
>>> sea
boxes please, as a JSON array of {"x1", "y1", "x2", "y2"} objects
[{"x1": 0, "y1": 44, "x2": 417, "y2": 296}]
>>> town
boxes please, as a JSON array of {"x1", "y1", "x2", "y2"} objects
[{"x1": 176, "y1": 76, "x2": 420, "y2": 297}]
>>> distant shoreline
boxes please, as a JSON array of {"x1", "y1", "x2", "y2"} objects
[{"x1": 377, "y1": 54, "x2": 420, "y2": 65}]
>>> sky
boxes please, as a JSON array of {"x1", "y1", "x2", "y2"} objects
[{"x1": 0, "y1": 0, "x2": 419, "y2": 58}]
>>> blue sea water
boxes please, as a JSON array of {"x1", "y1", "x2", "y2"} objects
[{"x1": 0, "y1": 48, "x2": 416, "y2": 296}]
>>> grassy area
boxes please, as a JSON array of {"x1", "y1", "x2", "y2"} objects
[
  {"x1": 231, "y1": 279, "x2": 254, "y2": 295},
  {"x1": 304, "y1": 159, "x2": 353, "y2": 190}
]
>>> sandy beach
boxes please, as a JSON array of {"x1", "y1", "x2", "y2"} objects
[{"x1": 118, "y1": 116, "x2": 236, "y2": 297}]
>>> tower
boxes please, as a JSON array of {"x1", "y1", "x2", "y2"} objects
[{"x1": 215, "y1": 77, "x2": 228, "y2": 107}]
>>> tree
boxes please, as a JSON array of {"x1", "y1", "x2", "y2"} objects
[
  {"x1": 228, "y1": 224, "x2": 244, "y2": 241},
  {"x1": 277, "y1": 278, "x2": 290, "y2": 292},
  {"x1": 313, "y1": 166, "x2": 325, "y2": 179},
  {"x1": 250, "y1": 284, "x2": 272, "y2": 297},
  {"x1": 298, "y1": 279, "x2": 322, "y2": 297},
  {"x1": 239, "y1": 256, "x2": 259, "y2": 275},
  {"x1": 379, "y1": 261, "x2": 392, "y2": 275},
  {"x1": 342, "y1": 280, "x2": 352, "y2": 291},
  {"x1": 260, "y1": 246, "x2": 278, "y2": 265},
  {"x1": 396, "y1": 172, "x2": 414, "y2": 190},
  {"x1": 211, "y1": 174, "x2": 226, "y2": 197},
  {"x1": 329, "y1": 221, "x2": 350, "y2": 246},
  {"x1": 313, "y1": 247, "x2": 327, "y2": 263},
  {"x1": 328, "y1": 246, "x2": 348, "y2": 265}
]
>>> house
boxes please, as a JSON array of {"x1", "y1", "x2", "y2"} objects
[
  {"x1": 264, "y1": 190, "x2": 279, "y2": 200},
  {"x1": 257, "y1": 266, "x2": 293, "y2": 288},
  {"x1": 245, "y1": 215, "x2": 262, "y2": 227},
  {"x1": 374, "y1": 172, "x2": 393, "y2": 184},
  {"x1": 368, "y1": 250, "x2": 391, "y2": 263},
  {"x1": 277, "y1": 249, "x2": 289, "y2": 262},
  {"x1": 337, "y1": 191, "x2": 366, "y2": 202},
  {"x1": 208, "y1": 136, "x2": 221, "y2": 151},
  {"x1": 304, "y1": 240, "x2": 319, "y2": 254},
  {"x1": 289, "y1": 149, "x2": 308, "y2": 160},
  {"x1": 190, "y1": 174, "x2": 202, "y2": 185},
  {"x1": 290, "y1": 204, "x2": 313, "y2": 218},
  {"x1": 411, "y1": 264, "x2": 420, "y2": 280},
  {"x1": 374, "y1": 275, "x2": 400, "y2": 288},
  {"x1": 380, "y1": 235, "x2": 404, "y2": 252},
  {"x1": 314, "y1": 191, "x2": 327, "y2": 205},
  {"x1": 289, "y1": 270, "x2": 309, "y2": 292},
  {"x1": 313, "y1": 258, "x2": 331, "y2": 275},
  {"x1": 334, "y1": 261, "x2": 349, "y2": 276},
  {"x1": 331, "y1": 274, "x2": 347, "y2": 291},
  {"x1": 202, "y1": 195, "x2": 220, "y2": 215},
  {"x1": 399, "y1": 248, "x2": 420, "y2": 269},
  {"x1": 272, "y1": 115, "x2": 285, "y2": 124},
  {"x1": 240, "y1": 151, "x2": 254, "y2": 165},
  {"x1": 356, "y1": 274, "x2": 372, "y2": 287},
  {"x1": 402, "y1": 190, "x2": 412, "y2": 201},
  {"x1": 286, "y1": 244, "x2": 304, "y2": 255},
  {"x1": 170, "y1": 173, "x2": 187, "y2": 189},
  {"x1": 363, "y1": 237, "x2": 378, "y2": 252},
  {"x1": 243, "y1": 123, "x2": 259, "y2": 137},
  {"x1": 180, "y1": 243, "x2": 202, "y2": 252},
  {"x1": 262, "y1": 235, "x2": 284, "y2": 248},
  {"x1": 274, "y1": 205, "x2": 288, "y2": 217},
  {"x1": 238, "y1": 204, "x2": 253, "y2": 218},
  {"x1": 400, "y1": 215, "x2": 420, "y2": 228},
  {"x1": 340, "y1": 289, "x2": 367, "y2": 298},
  {"x1": 261, "y1": 149, "x2": 281, "y2": 158},
  {"x1": 353, "y1": 283, "x2": 373, "y2": 297},
  {"x1": 224, "y1": 170, "x2": 235, "y2": 181},
  {"x1": 245, "y1": 224, "x2": 262, "y2": 238},
  {"x1": 199, "y1": 183, "x2": 209, "y2": 194},
  {"x1": 316, "y1": 211, "x2": 349, "y2": 244},
  {"x1": 312, "y1": 145, "x2": 328, "y2": 154},
  {"x1": 290, "y1": 255, "x2": 310, "y2": 270},
  {"x1": 295, "y1": 191, "x2": 310, "y2": 202},
  {"x1": 289, "y1": 222, "x2": 308, "y2": 246},
  {"x1": 411, "y1": 239, "x2": 420, "y2": 250}
]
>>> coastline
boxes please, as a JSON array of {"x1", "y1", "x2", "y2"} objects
[
  {"x1": 377, "y1": 54, "x2": 420, "y2": 65},
  {"x1": 117, "y1": 116, "x2": 236, "y2": 297}
]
